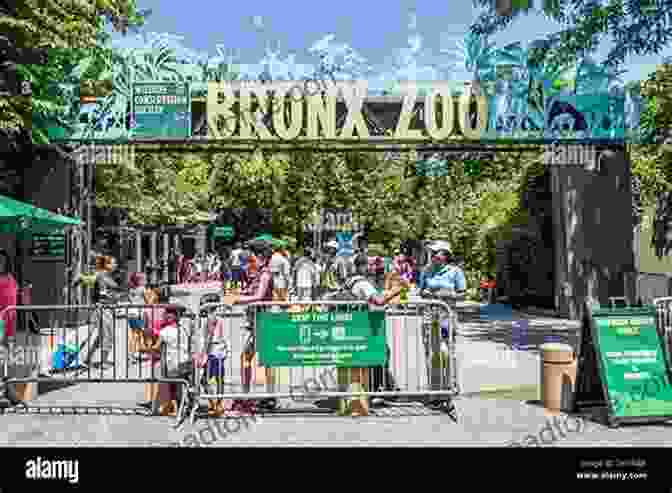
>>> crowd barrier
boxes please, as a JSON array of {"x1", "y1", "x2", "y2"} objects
[
  {"x1": 0, "y1": 304, "x2": 193, "y2": 426},
  {"x1": 655, "y1": 297, "x2": 672, "y2": 366},
  {"x1": 0, "y1": 299, "x2": 458, "y2": 428},
  {"x1": 187, "y1": 299, "x2": 458, "y2": 425}
]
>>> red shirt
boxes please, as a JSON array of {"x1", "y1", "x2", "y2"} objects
[{"x1": 0, "y1": 274, "x2": 17, "y2": 337}]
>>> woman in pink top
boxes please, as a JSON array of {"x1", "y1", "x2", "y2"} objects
[{"x1": 0, "y1": 250, "x2": 17, "y2": 342}]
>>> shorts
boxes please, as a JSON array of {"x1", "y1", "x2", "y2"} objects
[
  {"x1": 231, "y1": 269, "x2": 242, "y2": 283},
  {"x1": 206, "y1": 354, "x2": 227, "y2": 382},
  {"x1": 128, "y1": 318, "x2": 144, "y2": 330}
]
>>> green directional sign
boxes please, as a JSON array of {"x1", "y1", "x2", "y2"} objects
[
  {"x1": 131, "y1": 82, "x2": 191, "y2": 138},
  {"x1": 256, "y1": 310, "x2": 387, "y2": 367},
  {"x1": 576, "y1": 305, "x2": 672, "y2": 424}
]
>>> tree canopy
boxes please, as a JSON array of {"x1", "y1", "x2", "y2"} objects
[
  {"x1": 0, "y1": 0, "x2": 149, "y2": 140},
  {"x1": 471, "y1": 0, "x2": 672, "y2": 69}
]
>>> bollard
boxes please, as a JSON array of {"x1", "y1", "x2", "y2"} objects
[{"x1": 539, "y1": 343, "x2": 577, "y2": 411}]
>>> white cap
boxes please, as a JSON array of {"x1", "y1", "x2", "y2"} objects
[
  {"x1": 325, "y1": 240, "x2": 339, "y2": 249},
  {"x1": 428, "y1": 240, "x2": 452, "y2": 252}
]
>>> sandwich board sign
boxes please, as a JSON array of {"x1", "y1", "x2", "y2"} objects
[{"x1": 573, "y1": 302, "x2": 672, "y2": 427}]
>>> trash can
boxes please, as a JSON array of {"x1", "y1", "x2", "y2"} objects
[{"x1": 540, "y1": 343, "x2": 577, "y2": 411}]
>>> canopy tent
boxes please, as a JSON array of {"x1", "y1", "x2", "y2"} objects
[{"x1": 0, "y1": 194, "x2": 81, "y2": 235}]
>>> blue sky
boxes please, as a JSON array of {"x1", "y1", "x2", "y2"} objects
[{"x1": 110, "y1": 0, "x2": 672, "y2": 83}]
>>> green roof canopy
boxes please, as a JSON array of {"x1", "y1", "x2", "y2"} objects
[{"x1": 0, "y1": 195, "x2": 81, "y2": 235}]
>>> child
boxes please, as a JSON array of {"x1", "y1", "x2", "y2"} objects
[
  {"x1": 127, "y1": 272, "x2": 147, "y2": 362},
  {"x1": 149, "y1": 306, "x2": 192, "y2": 416},
  {"x1": 195, "y1": 311, "x2": 232, "y2": 416}
]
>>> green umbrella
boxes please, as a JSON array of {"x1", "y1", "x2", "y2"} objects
[
  {"x1": 254, "y1": 234, "x2": 274, "y2": 242},
  {"x1": 0, "y1": 194, "x2": 81, "y2": 235}
]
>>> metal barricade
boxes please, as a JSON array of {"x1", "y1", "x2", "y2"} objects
[
  {"x1": 654, "y1": 297, "x2": 672, "y2": 366},
  {"x1": 187, "y1": 299, "x2": 458, "y2": 425},
  {"x1": 0, "y1": 304, "x2": 194, "y2": 427}
]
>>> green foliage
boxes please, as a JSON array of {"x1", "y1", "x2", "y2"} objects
[
  {"x1": 0, "y1": 0, "x2": 147, "y2": 139},
  {"x1": 95, "y1": 143, "x2": 546, "y2": 293},
  {"x1": 472, "y1": 0, "x2": 671, "y2": 69}
]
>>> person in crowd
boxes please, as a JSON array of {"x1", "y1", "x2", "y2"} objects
[
  {"x1": 320, "y1": 240, "x2": 339, "y2": 293},
  {"x1": 218, "y1": 247, "x2": 232, "y2": 289},
  {"x1": 340, "y1": 253, "x2": 408, "y2": 412},
  {"x1": 417, "y1": 242, "x2": 466, "y2": 303},
  {"x1": 270, "y1": 240, "x2": 292, "y2": 302},
  {"x1": 294, "y1": 248, "x2": 318, "y2": 301},
  {"x1": 224, "y1": 240, "x2": 277, "y2": 411},
  {"x1": 74, "y1": 255, "x2": 122, "y2": 369},
  {"x1": 393, "y1": 245, "x2": 417, "y2": 284},
  {"x1": 230, "y1": 241, "x2": 245, "y2": 290},
  {"x1": 0, "y1": 250, "x2": 17, "y2": 346},
  {"x1": 148, "y1": 305, "x2": 192, "y2": 416},
  {"x1": 127, "y1": 272, "x2": 147, "y2": 363},
  {"x1": 167, "y1": 248, "x2": 178, "y2": 285},
  {"x1": 246, "y1": 249, "x2": 257, "y2": 288},
  {"x1": 79, "y1": 255, "x2": 122, "y2": 369}
]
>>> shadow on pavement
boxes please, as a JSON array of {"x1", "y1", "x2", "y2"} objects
[{"x1": 455, "y1": 304, "x2": 581, "y2": 354}]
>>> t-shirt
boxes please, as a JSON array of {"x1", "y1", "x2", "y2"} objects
[
  {"x1": 350, "y1": 278, "x2": 378, "y2": 300},
  {"x1": 349, "y1": 277, "x2": 385, "y2": 311},
  {"x1": 295, "y1": 258, "x2": 317, "y2": 288},
  {"x1": 230, "y1": 249, "x2": 243, "y2": 268},
  {"x1": 270, "y1": 252, "x2": 291, "y2": 290}
]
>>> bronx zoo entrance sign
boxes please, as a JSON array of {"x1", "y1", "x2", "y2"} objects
[
  {"x1": 206, "y1": 81, "x2": 486, "y2": 140},
  {"x1": 204, "y1": 80, "x2": 628, "y2": 143}
]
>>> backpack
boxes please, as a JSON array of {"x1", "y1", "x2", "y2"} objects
[{"x1": 322, "y1": 275, "x2": 367, "y2": 302}]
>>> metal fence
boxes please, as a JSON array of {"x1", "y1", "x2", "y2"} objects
[
  {"x1": 0, "y1": 304, "x2": 193, "y2": 425},
  {"x1": 0, "y1": 299, "x2": 458, "y2": 428},
  {"x1": 187, "y1": 300, "x2": 458, "y2": 425},
  {"x1": 639, "y1": 273, "x2": 672, "y2": 305},
  {"x1": 655, "y1": 297, "x2": 672, "y2": 367}
]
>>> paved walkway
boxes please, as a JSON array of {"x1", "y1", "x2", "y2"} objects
[{"x1": 2, "y1": 302, "x2": 669, "y2": 446}]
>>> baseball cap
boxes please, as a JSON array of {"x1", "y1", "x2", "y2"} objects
[
  {"x1": 247, "y1": 239, "x2": 273, "y2": 257},
  {"x1": 428, "y1": 240, "x2": 452, "y2": 253},
  {"x1": 324, "y1": 240, "x2": 339, "y2": 249}
]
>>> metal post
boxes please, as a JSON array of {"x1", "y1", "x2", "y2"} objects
[
  {"x1": 163, "y1": 231, "x2": 170, "y2": 283},
  {"x1": 135, "y1": 230, "x2": 143, "y2": 273},
  {"x1": 150, "y1": 231, "x2": 158, "y2": 285}
]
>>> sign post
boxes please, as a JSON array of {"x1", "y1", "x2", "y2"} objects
[
  {"x1": 256, "y1": 310, "x2": 387, "y2": 367},
  {"x1": 573, "y1": 302, "x2": 672, "y2": 427},
  {"x1": 131, "y1": 82, "x2": 191, "y2": 138}
]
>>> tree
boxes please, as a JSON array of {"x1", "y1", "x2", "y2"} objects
[
  {"x1": 0, "y1": 0, "x2": 149, "y2": 139},
  {"x1": 471, "y1": 0, "x2": 672, "y2": 69}
]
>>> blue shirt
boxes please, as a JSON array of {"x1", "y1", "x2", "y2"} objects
[{"x1": 419, "y1": 264, "x2": 466, "y2": 291}]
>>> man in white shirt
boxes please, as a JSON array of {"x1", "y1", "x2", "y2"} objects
[
  {"x1": 270, "y1": 242, "x2": 291, "y2": 301},
  {"x1": 345, "y1": 254, "x2": 406, "y2": 403},
  {"x1": 294, "y1": 250, "x2": 318, "y2": 301}
]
